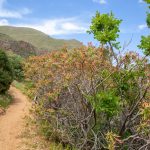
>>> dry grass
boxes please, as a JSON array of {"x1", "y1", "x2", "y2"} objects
[{"x1": 19, "y1": 115, "x2": 50, "y2": 150}]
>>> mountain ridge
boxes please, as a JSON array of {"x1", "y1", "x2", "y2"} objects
[{"x1": 0, "y1": 26, "x2": 82, "y2": 52}]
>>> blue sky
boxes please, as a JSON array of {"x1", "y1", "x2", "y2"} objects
[{"x1": 0, "y1": 0, "x2": 149, "y2": 52}]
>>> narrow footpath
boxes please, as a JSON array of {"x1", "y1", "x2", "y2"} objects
[{"x1": 0, "y1": 86, "x2": 30, "y2": 150}]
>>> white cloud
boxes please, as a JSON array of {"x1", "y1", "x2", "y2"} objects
[
  {"x1": 0, "y1": 0, "x2": 31, "y2": 18},
  {"x1": 0, "y1": 19, "x2": 9, "y2": 25},
  {"x1": 14, "y1": 18, "x2": 88, "y2": 35},
  {"x1": 120, "y1": 24, "x2": 148, "y2": 34},
  {"x1": 139, "y1": 0, "x2": 144, "y2": 3},
  {"x1": 138, "y1": 24, "x2": 147, "y2": 30},
  {"x1": 0, "y1": 16, "x2": 88, "y2": 35},
  {"x1": 93, "y1": 0, "x2": 107, "y2": 4}
]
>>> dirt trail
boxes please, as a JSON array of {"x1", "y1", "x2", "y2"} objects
[{"x1": 0, "y1": 86, "x2": 30, "y2": 150}]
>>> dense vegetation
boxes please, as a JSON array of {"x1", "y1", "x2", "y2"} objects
[
  {"x1": 0, "y1": 49, "x2": 14, "y2": 109},
  {"x1": 0, "y1": 49, "x2": 13, "y2": 94},
  {"x1": 25, "y1": 46, "x2": 149, "y2": 149},
  {"x1": 0, "y1": 49, "x2": 24, "y2": 108},
  {"x1": 24, "y1": 2, "x2": 150, "y2": 149},
  {"x1": 0, "y1": 1, "x2": 149, "y2": 149},
  {"x1": 7, "y1": 52, "x2": 24, "y2": 81}
]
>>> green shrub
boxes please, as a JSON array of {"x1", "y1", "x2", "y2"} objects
[
  {"x1": 7, "y1": 52, "x2": 24, "y2": 81},
  {"x1": 87, "y1": 91, "x2": 120, "y2": 118},
  {"x1": 0, "y1": 49, "x2": 13, "y2": 94},
  {"x1": 0, "y1": 93, "x2": 12, "y2": 108},
  {"x1": 25, "y1": 9, "x2": 150, "y2": 149}
]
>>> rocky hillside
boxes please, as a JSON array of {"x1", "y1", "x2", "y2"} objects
[
  {"x1": 0, "y1": 33, "x2": 38, "y2": 58},
  {"x1": 0, "y1": 26, "x2": 82, "y2": 52}
]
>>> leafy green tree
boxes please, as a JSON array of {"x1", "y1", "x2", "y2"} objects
[
  {"x1": 138, "y1": 0, "x2": 150, "y2": 55},
  {"x1": 144, "y1": 0, "x2": 150, "y2": 6},
  {"x1": 7, "y1": 52, "x2": 24, "y2": 81},
  {"x1": 87, "y1": 11, "x2": 122, "y2": 49},
  {"x1": 0, "y1": 49, "x2": 13, "y2": 93},
  {"x1": 87, "y1": 11, "x2": 122, "y2": 66},
  {"x1": 144, "y1": 0, "x2": 150, "y2": 28},
  {"x1": 138, "y1": 36, "x2": 150, "y2": 55}
]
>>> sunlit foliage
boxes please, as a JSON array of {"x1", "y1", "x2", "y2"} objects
[{"x1": 25, "y1": 45, "x2": 150, "y2": 149}]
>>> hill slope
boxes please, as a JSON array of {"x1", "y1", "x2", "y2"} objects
[
  {"x1": 0, "y1": 33, "x2": 38, "y2": 57},
  {"x1": 0, "y1": 26, "x2": 82, "y2": 51}
]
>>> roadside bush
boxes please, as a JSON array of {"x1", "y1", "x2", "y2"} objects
[
  {"x1": 25, "y1": 46, "x2": 150, "y2": 149},
  {"x1": 7, "y1": 51, "x2": 24, "y2": 81},
  {"x1": 0, "y1": 93, "x2": 12, "y2": 108},
  {"x1": 0, "y1": 49, "x2": 13, "y2": 94},
  {"x1": 25, "y1": 7, "x2": 150, "y2": 149}
]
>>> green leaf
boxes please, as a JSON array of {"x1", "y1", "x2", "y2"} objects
[
  {"x1": 138, "y1": 35, "x2": 150, "y2": 55},
  {"x1": 87, "y1": 11, "x2": 122, "y2": 46}
]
